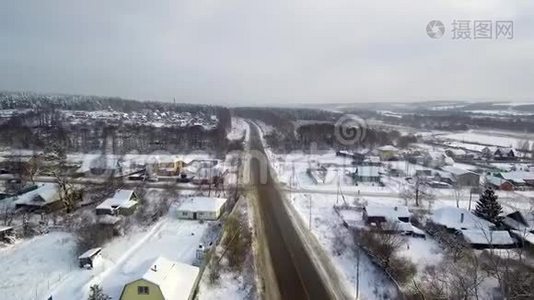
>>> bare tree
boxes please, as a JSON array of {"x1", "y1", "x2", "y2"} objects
[
  {"x1": 400, "y1": 175, "x2": 435, "y2": 207},
  {"x1": 452, "y1": 182, "x2": 465, "y2": 208}
]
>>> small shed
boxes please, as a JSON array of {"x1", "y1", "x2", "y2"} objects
[
  {"x1": 78, "y1": 247, "x2": 102, "y2": 269},
  {"x1": 176, "y1": 197, "x2": 227, "y2": 220}
]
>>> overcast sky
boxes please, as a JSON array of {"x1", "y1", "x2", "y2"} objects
[{"x1": 1, "y1": 0, "x2": 533, "y2": 105}]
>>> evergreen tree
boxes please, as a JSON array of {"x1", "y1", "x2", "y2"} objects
[
  {"x1": 473, "y1": 188, "x2": 503, "y2": 224},
  {"x1": 87, "y1": 284, "x2": 111, "y2": 300}
]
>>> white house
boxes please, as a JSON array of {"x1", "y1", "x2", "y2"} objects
[{"x1": 176, "y1": 197, "x2": 227, "y2": 220}]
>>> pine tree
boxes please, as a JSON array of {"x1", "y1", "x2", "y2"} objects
[
  {"x1": 473, "y1": 188, "x2": 503, "y2": 224},
  {"x1": 87, "y1": 284, "x2": 111, "y2": 300}
]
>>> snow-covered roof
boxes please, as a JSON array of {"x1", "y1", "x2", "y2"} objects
[
  {"x1": 78, "y1": 155, "x2": 119, "y2": 173},
  {"x1": 139, "y1": 256, "x2": 199, "y2": 300},
  {"x1": 485, "y1": 176, "x2": 512, "y2": 187},
  {"x1": 500, "y1": 171, "x2": 534, "y2": 182},
  {"x1": 356, "y1": 166, "x2": 380, "y2": 177},
  {"x1": 0, "y1": 226, "x2": 13, "y2": 232},
  {"x1": 511, "y1": 230, "x2": 534, "y2": 244},
  {"x1": 431, "y1": 206, "x2": 494, "y2": 230},
  {"x1": 79, "y1": 247, "x2": 102, "y2": 259},
  {"x1": 447, "y1": 148, "x2": 467, "y2": 156},
  {"x1": 96, "y1": 189, "x2": 136, "y2": 210},
  {"x1": 377, "y1": 145, "x2": 398, "y2": 151},
  {"x1": 499, "y1": 172, "x2": 526, "y2": 183},
  {"x1": 461, "y1": 229, "x2": 514, "y2": 246},
  {"x1": 364, "y1": 205, "x2": 410, "y2": 220},
  {"x1": 177, "y1": 197, "x2": 227, "y2": 212},
  {"x1": 13, "y1": 183, "x2": 60, "y2": 206},
  {"x1": 441, "y1": 166, "x2": 472, "y2": 176},
  {"x1": 503, "y1": 210, "x2": 534, "y2": 232}
]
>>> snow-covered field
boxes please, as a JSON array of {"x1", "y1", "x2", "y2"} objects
[{"x1": 439, "y1": 131, "x2": 530, "y2": 148}]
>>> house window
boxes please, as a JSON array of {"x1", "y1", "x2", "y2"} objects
[
  {"x1": 182, "y1": 212, "x2": 188, "y2": 216},
  {"x1": 138, "y1": 286, "x2": 149, "y2": 295}
]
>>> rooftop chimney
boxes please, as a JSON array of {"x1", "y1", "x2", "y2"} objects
[
  {"x1": 151, "y1": 264, "x2": 157, "y2": 272},
  {"x1": 460, "y1": 213, "x2": 465, "y2": 223}
]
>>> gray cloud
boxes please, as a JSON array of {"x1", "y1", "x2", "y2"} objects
[{"x1": 0, "y1": 0, "x2": 532, "y2": 105}]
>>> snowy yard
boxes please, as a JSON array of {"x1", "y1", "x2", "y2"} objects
[
  {"x1": 0, "y1": 211, "x2": 214, "y2": 300},
  {"x1": 0, "y1": 232, "x2": 77, "y2": 300}
]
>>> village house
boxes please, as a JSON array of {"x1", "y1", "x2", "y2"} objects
[
  {"x1": 96, "y1": 189, "x2": 139, "y2": 216},
  {"x1": 422, "y1": 151, "x2": 453, "y2": 168},
  {"x1": 13, "y1": 183, "x2": 64, "y2": 212},
  {"x1": 430, "y1": 206, "x2": 514, "y2": 249},
  {"x1": 445, "y1": 148, "x2": 470, "y2": 160},
  {"x1": 493, "y1": 171, "x2": 534, "y2": 189},
  {"x1": 176, "y1": 196, "x2": 227, "y2": 220},
  {"x1": 119, "y1": 256, "x2": 200, "y2": 300},
  {"x1": 363, "y1": 205, "x2": 411, "y2": 225},
  {"x1": 352, "y1": 166, "x2": 381, "y2": 183},
  {"x1": 494, "y1": 147, "x2": 516, "y2": 160},
  {"x1": 461, "y1": 229, "x2": 516, "y2": 249},
  {"x1": 376, "y1": 145, "x2": 399, "y2": 161},
  {"x1": 78, "y1": 155, "x2": 122, "y2": 177},
  {"x1": 440, "y1": 166, "x2": 480, "y2": 186},
  {"x1": 485, "y1": 176, "x2": 514, "y2": 191},
  {"x1": 505, "y1": 210, "x2": 534, "y2": 231}
]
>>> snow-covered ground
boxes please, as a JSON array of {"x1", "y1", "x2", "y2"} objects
[
  {"x1": 0, "y1": 232, "x2": 77, "y2": 300},
  {"x1": 289, "y1": 192, "x2": 399, "y2": 299},
  {"x1": 0, "y1": 209, "x2": 213, "y2": 300}
]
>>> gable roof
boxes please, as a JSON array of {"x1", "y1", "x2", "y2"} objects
[
  {"x1": 96, "y1": 189, "x2": 136, "y2": 210},
  {"x1": 13, "y1": 183, "x2": 60, "y2": 207},
  {"x1": 139, "y1": 256, "x2": 200, "y2": 300}
]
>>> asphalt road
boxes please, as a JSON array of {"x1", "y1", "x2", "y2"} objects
[{"x1": 248, "y1": 124, "x2": 333, "y2": 300}]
